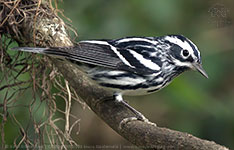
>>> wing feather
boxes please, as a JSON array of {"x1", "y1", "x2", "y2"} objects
[{"x1": 12, "y1": 37, "x2": 162, "y2": 75}]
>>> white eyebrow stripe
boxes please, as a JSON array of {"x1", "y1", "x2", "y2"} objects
[
  {"x1": 187, "y1": 38, "x2": 200, "y2": 59},
  {"x1": 164, "y1": 36, "x2": 196, "y2": 58}
]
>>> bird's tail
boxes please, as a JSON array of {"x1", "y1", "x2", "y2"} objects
[
  {"x1": 11, "y1": 47, "x2": 70, "y2": 60},
  {"x1": 11, "y1": 47, "x2": 48, "y2": 54}
]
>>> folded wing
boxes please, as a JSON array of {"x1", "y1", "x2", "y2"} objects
[{"x1": 12, "y1": 38, "x2": 162, "y2": 75}]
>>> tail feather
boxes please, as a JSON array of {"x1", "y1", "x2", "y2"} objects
[
  {"x1": 11, "y1": 47, "x2": 48, "y2": 54},
  {"x1": 11, "y1": 47, "x2": 74, "y2": 61}
]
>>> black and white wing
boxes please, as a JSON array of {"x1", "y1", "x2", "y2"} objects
[
  {"x1": 79, "y1": 38, "x2": 162, "y2": 75},
  {"x1": 109, "y1": 37, "x2": 162, "y2": 74},
  {"x1": 12, "y1": 37, "x2": 162, "y2": 75},
  {"x1": 12, "y1": 42, "x2": 122, "y2": 70}
]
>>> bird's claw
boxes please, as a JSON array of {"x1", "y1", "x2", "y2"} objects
[{"x1": 119, "y1": 116, "x2": 157, "y2": 130}]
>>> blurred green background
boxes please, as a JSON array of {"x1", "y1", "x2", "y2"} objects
[
  {"x1": 62, "y1": 0, "x2": 234, "y2": 148},
  {"x1": 1, "y1": 0, "x2": 234, "y2": 149}
]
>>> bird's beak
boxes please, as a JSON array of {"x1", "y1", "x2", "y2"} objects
[{"x1": 193, "y1": 63, "x2": 209, "y2": 79}]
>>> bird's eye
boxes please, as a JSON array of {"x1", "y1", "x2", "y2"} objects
[{"x1": 182, "y1": 49, "x2": 189, "y2": 57}]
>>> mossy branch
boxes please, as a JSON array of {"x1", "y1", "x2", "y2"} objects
[{"x1": 1, "y1": 0, "x2": 229, "y2": 150}]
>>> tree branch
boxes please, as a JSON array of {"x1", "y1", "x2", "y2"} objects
[{"x1": 2, "y1": 1, "x2": 229, "y2": 149}]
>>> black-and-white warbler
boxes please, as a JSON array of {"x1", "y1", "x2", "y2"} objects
[{"x1": 12, "y1": 35, "x2": 208, "y2": 125}]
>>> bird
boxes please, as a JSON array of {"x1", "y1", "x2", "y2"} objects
[{"x1": 12, "y1": 35, "x2": 208, "y2": 127}]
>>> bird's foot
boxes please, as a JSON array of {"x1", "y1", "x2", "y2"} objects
[
  {"x1": 117, "y1": 97, "x2": 157, "y2": 130},
  {"x1": 95, "y1": 93, "x2": 157, "y2": 130}
]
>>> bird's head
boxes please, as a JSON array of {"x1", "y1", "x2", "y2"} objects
[{"x1": 162, "y1": 35, "x2": 208, "y2": 78}]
